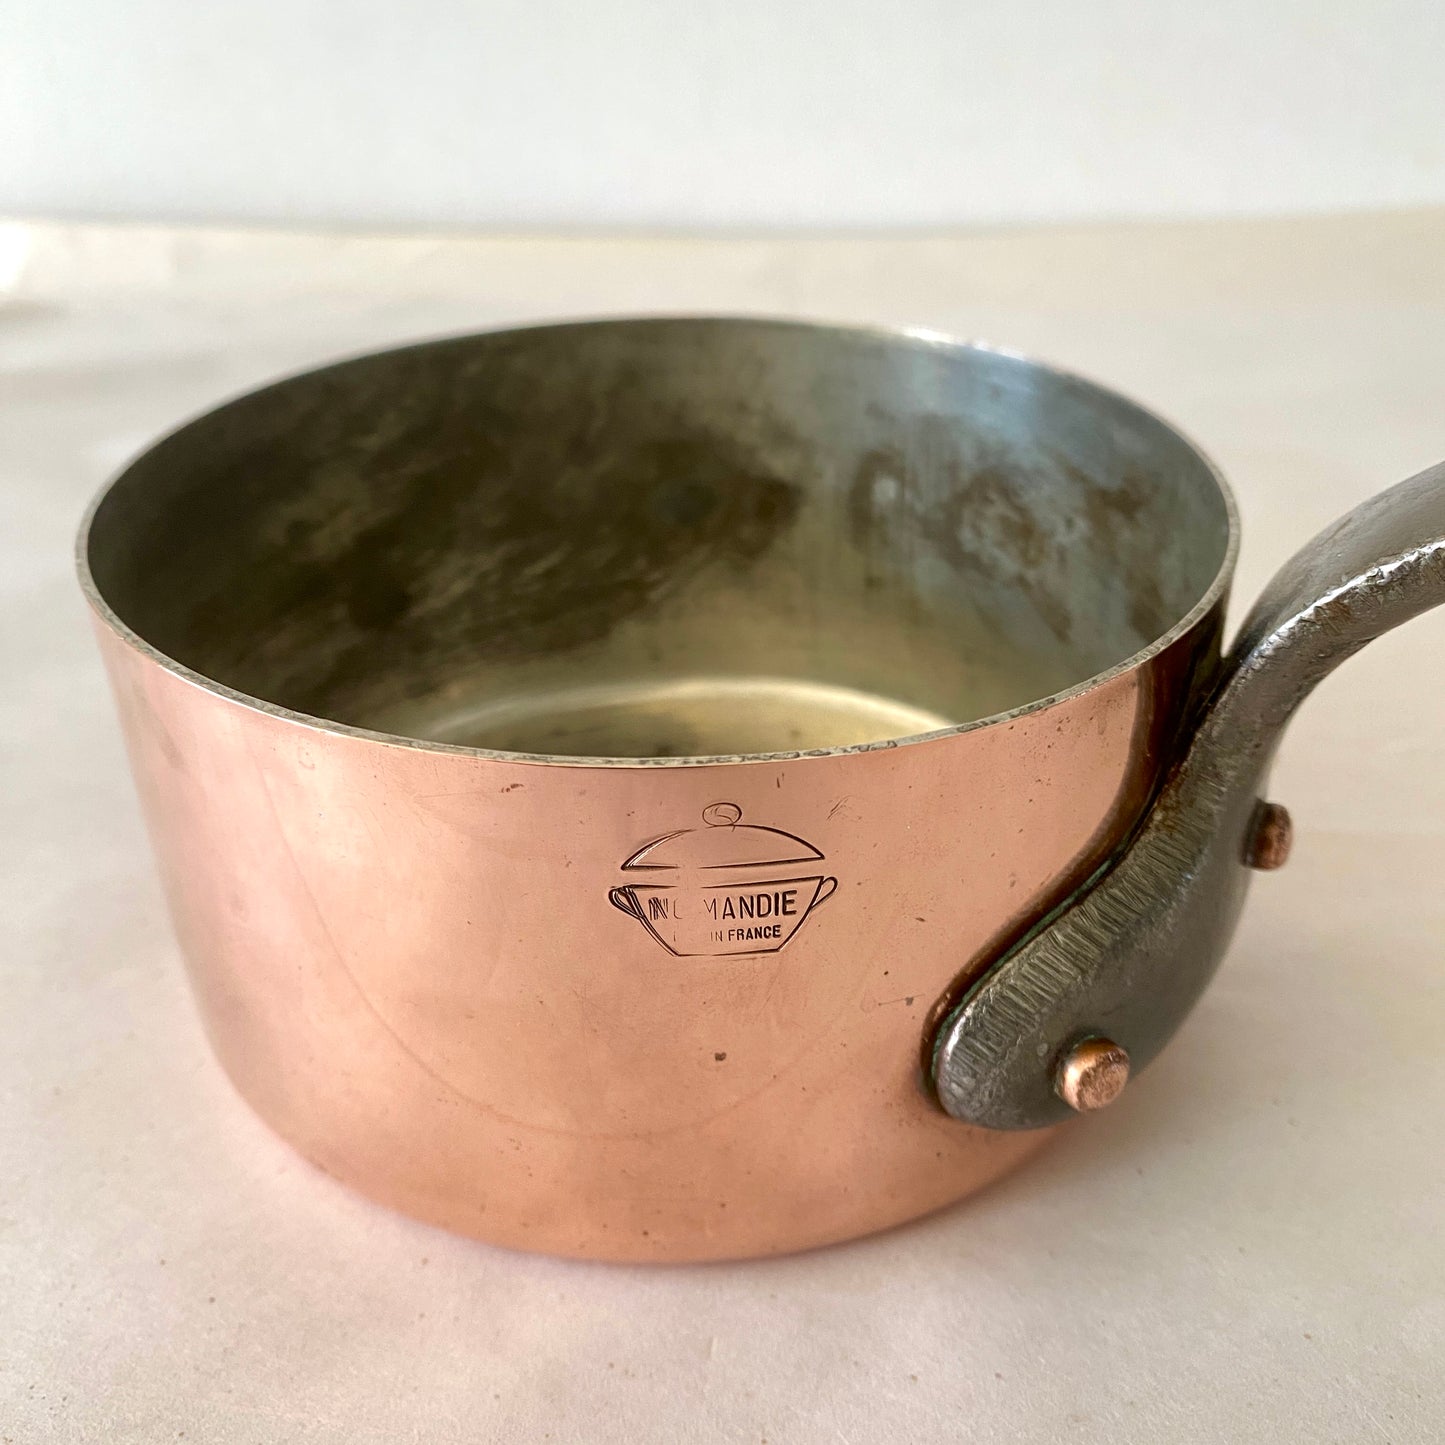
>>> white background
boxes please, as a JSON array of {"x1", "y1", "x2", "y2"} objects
[{"x1": 4, "y1": 0, "x2": 1445, "y2": 230}]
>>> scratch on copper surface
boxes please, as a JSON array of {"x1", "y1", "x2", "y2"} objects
[{"x1": 873, "y1": 994, "x2": 918, "y2": 1009}]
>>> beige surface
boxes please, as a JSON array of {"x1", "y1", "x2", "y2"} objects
[{"x1": 3, "y1": 212, "x2": 1444, "y2": 1442}]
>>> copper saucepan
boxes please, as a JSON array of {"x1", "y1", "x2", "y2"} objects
[{"x1": 78, "y1": 319, "x2": 1445, "y2": 1261}]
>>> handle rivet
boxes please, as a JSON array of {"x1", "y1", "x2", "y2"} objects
[
  {"x1": 1246, "y1": 801, "x2": 1294, "y2": 870},
  {"x1": 1056, "y1": 1038, "x2": 1131, "y2": 1113}
]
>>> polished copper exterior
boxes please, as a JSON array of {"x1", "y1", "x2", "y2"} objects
[{"x1": 93, "y1": 616, "x2": 1214, "y2": 1260}]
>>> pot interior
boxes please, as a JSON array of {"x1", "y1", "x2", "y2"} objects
[{"x1": 84, "y1": 319, "x2": 1233, "y2": 759}]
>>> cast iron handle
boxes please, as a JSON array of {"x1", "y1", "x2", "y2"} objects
[{"x1": 932, "y1": 460, "x2": 1445, "y2": 1129}]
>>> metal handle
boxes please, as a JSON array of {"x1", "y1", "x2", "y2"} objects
[{"x1": 932, "y1": 460, "x2": 1445, "y2": 1130}]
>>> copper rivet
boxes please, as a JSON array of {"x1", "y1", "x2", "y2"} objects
[
  {"x1": 1246, "y1": 800, "x2": 1294, "y2": 870},
  {"x1": 1055, "y1": 1038, "x2": 1131, "y2": 1113}
]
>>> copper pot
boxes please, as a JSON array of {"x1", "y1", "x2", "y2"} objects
[{"x1": 78, "y1": 319, "x2": 1445, "y2": 1261}]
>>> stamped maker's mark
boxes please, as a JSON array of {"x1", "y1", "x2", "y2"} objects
[{"x1": 608, "y1": 802, "x2": 837, "y2": 957}]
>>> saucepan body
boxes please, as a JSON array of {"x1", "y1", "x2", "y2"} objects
[{"x1": 80, "y1": 319, "x2": 1237, "y2": 1260}]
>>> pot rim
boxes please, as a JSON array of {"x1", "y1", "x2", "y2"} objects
[{"x1": 75, "y1": 314, "x2": 1241, "y2": 771}]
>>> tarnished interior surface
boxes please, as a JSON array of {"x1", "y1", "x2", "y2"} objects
[{"x1": 85, "y1": 320, "x2": 1232, "y2": 758}]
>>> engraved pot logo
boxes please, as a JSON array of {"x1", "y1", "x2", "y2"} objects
[{"x1": 608, "y1": 802, "x2": 838, "y2": 957}]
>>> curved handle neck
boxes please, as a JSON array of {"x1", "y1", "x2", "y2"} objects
[{"x1": 1208, "y1": 462, "x2": 1445, "y2": 763}]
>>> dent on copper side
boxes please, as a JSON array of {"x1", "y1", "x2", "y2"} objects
[{"x1": 933, "y1": 461, "x2": 1445, "y2": 1131}]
